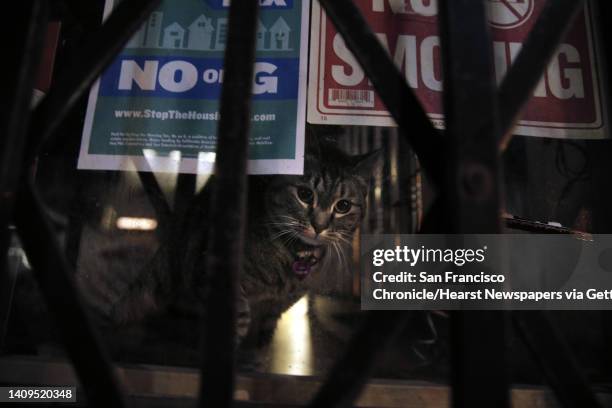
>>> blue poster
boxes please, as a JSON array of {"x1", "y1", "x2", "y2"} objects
[{"x1": 79, "y1": 0, "x2": 309, "y2": 174}]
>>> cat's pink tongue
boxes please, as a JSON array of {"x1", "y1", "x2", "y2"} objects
[{"x1": 292, "y1": 260, "x2": 311, "y2": 280}]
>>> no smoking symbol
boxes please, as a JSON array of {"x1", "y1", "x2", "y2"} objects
[{"x1": 486, "y1": 0, "x2": 534, "y2": 29}]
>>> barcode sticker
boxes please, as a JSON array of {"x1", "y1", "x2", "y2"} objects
[{"x1": 328, "y1": 88, "x2": 375, "y2": 108}]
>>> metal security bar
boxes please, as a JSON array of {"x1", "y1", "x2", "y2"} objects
[
  {"x1": 438, "y1": 1, "x2": 507, "y2": 407},
  {"x1": 0, "y1": 0, "x2": 47, "y2": 345},
  {"x1": 199, "y1": 1, "x2": 259, "y2": 406},
  {"x1": 0, "y1": 1, "x2": 607, "y2": 408}
]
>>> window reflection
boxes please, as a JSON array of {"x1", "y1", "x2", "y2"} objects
[{"x1": 270, "y1": 295, "x2": 312, "y2": 376}]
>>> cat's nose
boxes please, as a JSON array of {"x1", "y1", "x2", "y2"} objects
[
  {"x1": 312, "y1": 213, "x2": 330, "y2": 235},
  {"x1": 312, "y1": 221, "x2": 329, "y2": 235}
]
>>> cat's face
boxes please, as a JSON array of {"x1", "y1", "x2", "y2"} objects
[{"x1": 264, "y1": 146, "x2": 379, "y2": 279}]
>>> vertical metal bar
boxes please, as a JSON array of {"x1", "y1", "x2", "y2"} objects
[
  {"x1": 386, "y1": 129, "x2": 399, "y2": 235},
  {"x1": 438, "y1": 0, "x2": 501, "y2": 234},
  {"x1": 169, "y1": 173, "x2": 196, "y2": 289},
  {"x1": 0, "y1": 0, "x2": 46, "y2": 348},
  {"x1": 396, "y1": 135, "x2": 418, "y2": 234},
  {"x1": 198, "y1": 1, "x2": 259, "y2": 407},
  {"x1": 15, "y1": 182, "x2": 126, "y2": 408},
  {"x1": 438, "y1": 1, "x2": 508, "y2": 408},
  {"x1": 173, "y1": 174, "x2": 196, "y2": 220}
]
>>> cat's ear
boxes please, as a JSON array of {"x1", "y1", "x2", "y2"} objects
[
  {"x1": 304, "y1": 133, "x2": 321, "y2": 174},
  {"x1": 304, "y1": 125, "x2": 322, "y2": 158},
  {"x1": 352, "y1": 149, "x2": 382, "y2": 179},
  {"x1": 305, "y1": 124, "x2": 343, "y2": 158}
]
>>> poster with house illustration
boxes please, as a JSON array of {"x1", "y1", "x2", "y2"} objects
[
  {"x1": 79, "y1": 0, "x2": 309, "y2": 175},
  {"x1": 126, "y1": 10, "x2": 292, "y2": 52}
]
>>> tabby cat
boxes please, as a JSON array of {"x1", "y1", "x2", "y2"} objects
[
  {"x1": 76, "y1": 137, "x2": 380, "y2": 351},
  {"x1": 238, "y1": 141, "x2": 379, "y2": 345}
]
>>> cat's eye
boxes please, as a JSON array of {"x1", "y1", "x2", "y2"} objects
[
  {"x1": 297, "y1": 187, "x2": 314, "y2": 204},
  {"x1": 334, "y1": 200, "x2": 352, "y2": 214}
]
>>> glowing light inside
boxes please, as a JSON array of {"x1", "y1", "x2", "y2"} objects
[
  {"x1": 142, "y1": 149, "x2": 157, "y2": 160},
  {"x1": 374, "y1": 186, "x2": 382, "y2": 201},
  {"x1": 116, "y1": 217, "x2": 158, "y2": 231},
  {"x1": 270, "y1": 295, "x2": 313, "y2": 376},
  {"x1": 198, "y1": 152, "x2": 217, "y2": 162}
]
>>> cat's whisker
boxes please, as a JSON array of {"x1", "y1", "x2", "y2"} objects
[
  {"x1": 265, "y1": 222, "x2": 305, "y2": 237},
  {"x1": 276, "y1": 228, "x2": 300, "y2": 245},
  {"x1": 274, "y1": 215, "x2": 303, "y2": 224},
  {"x1": 269, "y1": 227, "x2": 300, "y2": 241},
  {"x1": 341, "y1": 244, "x2": 349, "y2": 271},
  {"x1": 270, "y1": 229, "x2": 296, "y2": 242},
  {"x1": 264, "y1": 222, "x2": 302, "y2": 230},
  {"x1": 321, "y1": 244, "x2": 333, "y2": 271},
  {"x1": 266, "y1": 218, "x2": 301, "y2": 224},
  {"x1": 328, "y1": 242, "x2": 338, "y2": 268},
  {"x1": 333, "y1": 234, "x2": 352, "y2": 247},
  {"x1": 332, "y1": 240, "x2": 342, "y2": 265},
  {"x1": 335, "y1": 241, "x2": 348, "y2": 272},
  {"x1": 281, "y1": 233, "x2": 299, "y2": 250},
  {"x1": 325, "y1": 231, "x2": 352, "y2": 249},
  {"x1": 269, "y1": 228, "x2": 288, "y2": 238},
  {"x1": 327, "y1": 241, "x2": 341, "y2": 273}
]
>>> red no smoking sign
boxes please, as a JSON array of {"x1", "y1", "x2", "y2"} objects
[
  {"x1": 307, "y1": 0, "x2": 607, "y2": 139},
  {"x1": 486, "y1": 0, "x2": 535, "y2": 29}
]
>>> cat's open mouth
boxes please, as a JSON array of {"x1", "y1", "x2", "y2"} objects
[{"x1": 291, "y1": 239, "x2": 324, "y2": 280}]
